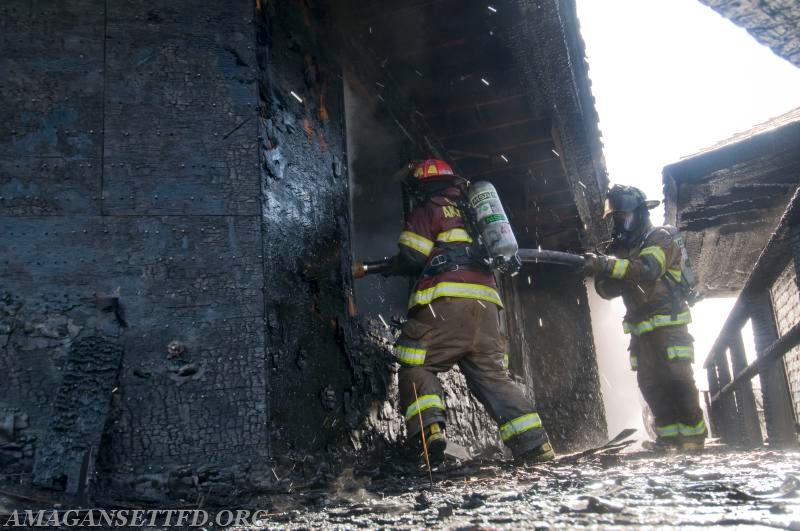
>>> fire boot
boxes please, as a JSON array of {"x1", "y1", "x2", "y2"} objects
[
  {"x1": 515, "y1": 441, "x2": 555, "y2": 465},
  {"x1": 680, "y1": 436, "x2": 705, "y2": 454},
  {"x1": 643, "y1": 438, "x2": 679, "y2": 454},
  {"x1": 417, "y1": 422, "x2": 447, "y2": 465}
]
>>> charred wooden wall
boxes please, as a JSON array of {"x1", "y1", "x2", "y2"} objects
[
  {"x1": 664, "y1": 120, "x2": 800, "y2": 297},
  {"x1": 500, "y1": 267, "x2": 606, "y2": 450},
  {"x1": 1, "y1": 0, "x2": 608, "y2": 504},
  {"x1": 769, "y1": 262, "x2": 800, "y2": 426},
  {"x1": 0, "y1": 0, "x2": 267, "y2": 503}
]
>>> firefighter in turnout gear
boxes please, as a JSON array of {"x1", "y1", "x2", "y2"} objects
[
  {"x1": 583, "y1": 184, "x2": 707, "y2": 452},
  {"x1": 359, "y1": 158, "x2": 554, "y2": 465}
]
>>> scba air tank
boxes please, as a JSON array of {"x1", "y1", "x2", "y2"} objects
[{"x1": 467, "y1": 181, "x2": 519, "y2": 268}]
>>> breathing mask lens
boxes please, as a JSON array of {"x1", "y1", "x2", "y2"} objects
[{"x1": 613, "y1": 211, "x2": 636, "y2": 232}]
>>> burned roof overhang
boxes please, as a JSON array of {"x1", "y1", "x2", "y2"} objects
[
  {"x1": 663, "y1": 119, "x2": 800, "y2": 297},
  {"x1": 698, "y1": 0, "x2": 800, "y2": 69},
  {"x1": 340, "y1": 0, "x2": 607, "y2": 251}
]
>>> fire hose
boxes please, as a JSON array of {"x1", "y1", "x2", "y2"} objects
[
  {"x1": 516, "y1": 248, "x2": 585, "y2": 267},
  {"x1": 354, "y1": 249, "x2": 584, "y2": 277}
]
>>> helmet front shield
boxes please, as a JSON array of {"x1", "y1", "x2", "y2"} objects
[
  {"x1": 603, "y1": 191, "x2": 642, "y2": 217},
  {"x1": 602, "y1": 198, "x2": 614, "y2": 219}
]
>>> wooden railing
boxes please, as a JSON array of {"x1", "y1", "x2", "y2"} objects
[{"x1": 704, "y1": 188, "x2": 800, "y2": 447}]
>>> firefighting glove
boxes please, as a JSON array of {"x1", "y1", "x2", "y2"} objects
[
  {"x1": 581, "y1": 252, "x2": 609, "y2": 277},
  {"x1": 353, "y1": 261, "x2": 367, "y2": 279},
  {"x1": 500, "y1": 253, "x2": 522, "y2": 276}
]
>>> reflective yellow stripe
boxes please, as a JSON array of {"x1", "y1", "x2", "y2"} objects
[
  {"x1": 666, "y1": 345, "x2": 694, "y2": 361},
  {"x1": 502, "y1": 353, "x2": 509, "y2": 370},
  {"x1": 399, "y1": 230, "x2": 434, "y2": 256},
  {"x1": 623, "y1": 311, "x2": 692, "y2": 336},
  {"x1": 610, "y1": 258, "x2": 629, "y2": 279},
  {"x1": 394, "y1": 344, "x2": 426, "y2": 365},
  {"x1": 405, "y1": 394, "x2": 445, "y2": 421},
  {"x1": 655, "y1": 423, "x2": 679, "y2": 438},
  {"x1": 499, "y1": 413, "x2": 542, "y2": 442},
  {"x1": 630, "y1": 354, "x2": 638, "y2": 371},
  {"x1": 436, "y1": 228, "x2": 472, "y2": 243},
  {"x1": 640, "y1": 245, "x2": 666, "y2": 273},
  {"x1": 409, "y1": 282, "x2": 503, "y2": 309},
  {"x1": 678, "y1": 419, "x2": 706, "y2": 437},
  {"x1": 667, "y1": 268, "x2": 682, "y2": 282}
]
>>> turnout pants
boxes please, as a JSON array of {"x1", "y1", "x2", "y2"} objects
[
  {"x1": 631, "y1": 324, "x2": 707, "y2": 445},
  {"x1": 394, "y1": 296, "x2": 550, "y2": 457}
]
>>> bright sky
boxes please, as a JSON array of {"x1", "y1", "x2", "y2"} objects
[{"x1": 575, "y1": 0, "x2": 800, "y2": 437}]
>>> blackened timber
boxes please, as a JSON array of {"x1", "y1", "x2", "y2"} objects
[
  {"x1": 663, "y1": 114, "x2": 800, "y2": 295},
  {"x1": 456, "y1": 144, "x2": 559, "y2": 176},
  {"x1": 504, "y1": 0, "x2": 607, "y2": 248},
  {"x1": 410, "y1": 75, "x2": 527, "y2": 117},
  {"x1": 705, "y1": 189, "x2": 800, "y2": 369},
  {"x1": 471, "y1": 161, "x2": 563, "y2": 186},
  {"x1": 442, "y1": 121, "x2": 552, "y2": 156},
  {"x1": 712, "y1": 321, "x2": 800, "y2": 404},
  {"x1": 706, "y1": 364, "x2": 723, "y2": 439},
  {"x1": 793, "y1": 223, "x2": 800, "y2": 293},
  {"x1": 437, "y1": 117, "x2": 546, "y2": 142},
  {"x1": 749, "y1": 291, "x2": 797, "y2": 446},
  {"x1": 698, "y1": 0, "x2": 800, "y2": 69},
  {"x1": 390, "y1": 36, "x2": 512, "y2": 74},
  {"x1": 665, "y1": 119, "x2": 800, "y2": 184},
  {"x1": 712, "y1": 348, "x2": 740, "y2": 445},
  {"x1": 421, "y1": 94, "x2": 526, "y2": 120},
  {"x1": 258, "y1": 0, "x2": 355, "y2": 455},
  {"x1": 393, "y1": 33, "x2": 497, "y2": 62},
  {"x1": 32, "y1": 337, "x2": 123, "y2": 495},
  {"x1": 728, "y1": 330, "x2": 765, "y2": 445}
]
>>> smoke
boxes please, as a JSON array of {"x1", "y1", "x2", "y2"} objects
[
  {"x1": 343, "y1": 75, "x2": 414, "y2": 316},
  {"x1": 586, "y1": 280, "x2": 647, "y2": 440}
]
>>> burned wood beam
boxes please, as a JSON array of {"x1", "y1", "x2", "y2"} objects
[
  {"x1": 392, "y1": 33, "x2": 498, "y2": 62},
  {"x1": 426, "y1": 98, "x2": 536, "y2": 138},
  {"x1": 528, "y1": 188, "x2": 574, "y2": 204},
  {"x1": 447, "y1": 137, "x2": 553, "y2": 161},
  {"x1": 412, "y1": 78, "x2": 526, "y2": 116},
  {"x1": 420, "y1": 94, "x2": 526, "y2": 119},
  {"x1": 437, "y1": 117, "x2": 540, "y2": 141}
]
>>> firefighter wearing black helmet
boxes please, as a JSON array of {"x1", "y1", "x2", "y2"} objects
[{"x1": 582, "y1": 184, "x2": 707, "y2": 452}]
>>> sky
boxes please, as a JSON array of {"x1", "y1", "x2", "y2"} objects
[{"x1": 574, "y1": 0, "x2": 800, "y2": 438}]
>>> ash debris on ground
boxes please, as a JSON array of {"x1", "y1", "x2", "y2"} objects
[{"x1": 236, "y1": 447, "x2": 799, "y2": 530}]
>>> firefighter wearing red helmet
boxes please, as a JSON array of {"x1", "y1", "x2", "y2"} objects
[
  {"x1": 583, "y1": 184, "x2": 706, "y2": 452},
  {"x1": 362, "y1": 158, "x2": 554, "y2": 465}
]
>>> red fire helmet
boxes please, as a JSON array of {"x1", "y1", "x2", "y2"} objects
[{"x1": 411, "y1": 158, "x2": 456, "y2": 182}]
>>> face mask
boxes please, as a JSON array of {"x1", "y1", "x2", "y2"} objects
[{"x1": 613, "y1": 211, "x2": 636, "y2": 233}]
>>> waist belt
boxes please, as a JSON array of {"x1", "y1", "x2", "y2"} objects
[{"x1": 423, "y1": 244, "x2": 489, "y2": 277}]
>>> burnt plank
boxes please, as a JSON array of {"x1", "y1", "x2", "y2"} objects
[
  {"x1": 32, "y1": 336, "x2": 124, "y2": 495},
  {"x1": 455, "y1": 141, "x2": 557, "y2": 176},
  {"x1": 0, "y1": 1, "x2": 104, "y2": 160},
  {"x1": 0, "y1": 158, "x2": 101, "y2": 215},
  {"x1": 0, "y1": 213, "x2": 268, "y2": 474},
  {"x1": 442, "y1": 119, "x2": 551, "y2": 154},
  {"x1": 108, "y1": 315, "x2": 267, "y2": 469},
  {"x1": 103, "y1": 1, "x2": 257, "y2": 216},
  {"x1": 0, "y1": 215, "x2": 263, "y2": 320}
]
